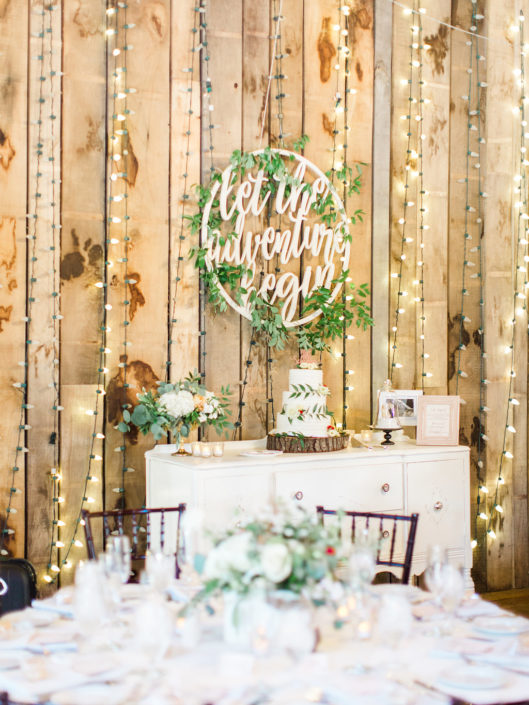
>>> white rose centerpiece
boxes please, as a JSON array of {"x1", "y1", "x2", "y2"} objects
[
  {"x1": 118, "y1": 370, "x2": 233, "y2": 451},
  {"x1": 192, "y1": 504, "x2": 343, "y2": 603}
]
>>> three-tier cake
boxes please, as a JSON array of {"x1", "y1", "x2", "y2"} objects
[{"x1": 267, "y1": 361, "x2": 348, "y2": 453}]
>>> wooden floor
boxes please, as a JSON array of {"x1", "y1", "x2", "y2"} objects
[{"x1": 482, "y1": 588, "x2": 529, "y2": 618}]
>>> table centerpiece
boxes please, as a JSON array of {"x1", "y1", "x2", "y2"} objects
[{"x1": 189, "y1": 504, "x2": 346, "y2": 648}]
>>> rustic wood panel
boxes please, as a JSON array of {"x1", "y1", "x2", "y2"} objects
[
  {"x1": 0, "y1": 0, "x2": 28, "y2": 559},
  {"x1": 26, "y1": 0, "x2": 62, "y2": 581},
  {"x1": 104, "y1": 1, "x2": 171, "y2": 512},
  {"x1": 59, "y1": 0, "x2": 106, "y2": 584},
  {"x1": 482, "y1": 0, "x2": 517, "y2": 591},
  {"x1": 344, "y1": 0, "x2": 374, "y2": 433},
  {"x1": 269, "y1": 0, "x2": 304, "y2": 432},
  {"x1": 169, "y1": 0, "x2": 200, "y2": 390},
  {"x1": 304, "y1": 0, "x2": 343, "y2": 424},
  {"x1": 371, "y1": 0, "x2": 392, "y2": 419},
  {"x1": 420, "y1": 0, "x2": 450, "y2": 394},
  {"x1": 447, "y1": 0, "x2": 488, "y2": 591},
  {"x1": 203, "y1": 0, "x2": 243, "y2": 438},
  {"x1": 389, "y1": 2, "x2": 418, "y2": 391},
  {"x1": 240, "y1": 0, "x2": 270, "y2": 439}
]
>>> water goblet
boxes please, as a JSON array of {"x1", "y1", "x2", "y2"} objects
[
  {"x1": 104, "y1": 534, "x2": 132, "y2": 585},
  {"x1": 424, "y1": 544, "x2": 448, "y2": 606}
]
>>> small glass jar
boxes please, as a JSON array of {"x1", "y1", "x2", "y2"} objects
[
  {"x1": 212, "y1": 442, "x2": 224, "y2": 457},
  {"x1": 200, "y1": 443, "x2": 212, "y2": 458},
  {"x1": 191, "y1": 441, "x2": 202, "y2": 457}
]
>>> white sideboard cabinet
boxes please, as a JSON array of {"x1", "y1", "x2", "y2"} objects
[{"x1": 145, "y1": 440, "x2": 472, "y2": 584}]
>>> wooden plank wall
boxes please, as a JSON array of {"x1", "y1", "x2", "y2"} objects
[{"x1": 0, "y1": 0, "x2": 528, "y2": 592}]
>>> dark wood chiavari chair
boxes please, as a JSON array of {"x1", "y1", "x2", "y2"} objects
[
  {"x1": 81, "y1": 504, "x2": 186, "y2": 579},
  {"x1": 316, "y1": 506, "x2": 419, "y2": 585}
]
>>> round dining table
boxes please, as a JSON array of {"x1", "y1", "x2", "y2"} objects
[{"x1": 0, "y1": 581, "x2": 528, "y2": 705}]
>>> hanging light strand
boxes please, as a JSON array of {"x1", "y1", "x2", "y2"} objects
[
  {"x1": 472, "y1": 1, "x2": 488, "y2": 546},
  {"x1": 415, "y1": 6, "x2": 429, "y2": 387},
  {"x1": 390, "y1": 0, "x2": 419, "y2": 379},
  {"x1": 339, "y1": 2, "x2": 353, "y2": 423},
  {"x1": 54, "y1": 2, "x2": 134, "y2": 576},
  {"x1": 167, "y1": 5, "x2": 200, "y2": 382},
  {"x1": 267, "y1": 0, "x2": 287, "y2": 431},
  {"x1": 45, "y1": 1, "x2": 63, "y2": 581},
  {"x1": 0, "y1": 2, "x2": 51, "y2": 557},
  {"x1": 198, "y1": 0, "x2": 216, "y2": 390},
  {"x1": 487, "y1": 9, "x2": 527, "y2": 539}
]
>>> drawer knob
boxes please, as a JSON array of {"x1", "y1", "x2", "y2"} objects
[
  {"x1": 382, "y1": 530, "x2": 390, "y2": 539},
  {"x1": 382, "y1": 483, "x2": 390, "y2": 493},
  {"x1": 434, "y1": 500, "x2": 443, "y2": 511},
  {"x1": 294, "y1": 491, "x2": 304, "y2": 501}
]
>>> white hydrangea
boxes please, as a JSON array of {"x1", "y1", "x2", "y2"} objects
[{"x1": 159, "y1": 390, "x2": 195, "y2": 420}]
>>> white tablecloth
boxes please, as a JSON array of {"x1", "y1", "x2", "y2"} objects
[{"x1": 0, "y1": 583, "x2": 528, "y2": 705}]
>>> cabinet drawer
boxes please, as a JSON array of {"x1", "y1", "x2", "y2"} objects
[
  {"x1": 200, "y1": 473, "x2": 272, "y2": 531},
  {"x1": 275, "y1": 463, "x2": 404, "y2": 514}
]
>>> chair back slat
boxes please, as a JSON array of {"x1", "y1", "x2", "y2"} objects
[
  {"x1": 389, "y1": 518, "x2": 397, "y2": 562},
  {"x1": 131, "y1": 512, "x2": 139, "y2": 559},
  {"x1": 146, "y1": 511, "x2": 151, "y2": 552},
  {"x1": 316, "y1": 505, "x2": 419, "y2": 585},
  {"x1": 81, "y1": 505, "x2": 187, "y2": 583}
]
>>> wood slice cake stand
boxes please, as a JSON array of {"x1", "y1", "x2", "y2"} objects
[{"x1": 267, "y1": 434, "x2": 348, "y2": 453}]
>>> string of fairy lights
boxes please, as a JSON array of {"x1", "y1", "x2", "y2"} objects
[
  {"x1": 198, "y1": 0, "x2": 216, "y2": 400},
  {"x1": 45, "y1": 1, "x2": 63, "y2": 577},
  {"x1": 166, "y1": 4, "x2": 200, "y2": 383},
  {"x1": 0, "y1": 3, "x2": 61, "y2": 558},
  {"x1": 454, "y1": 0, "x2": 488, "y2": 550},
  {"x1": 486, "y1": 9, "x2": 528, "y2": 542},
  {"x1": 331, "y1": 2, "x2": 356, "y2": 426},
  {"x1": 390, "y1": 0, "x2": 419, "y2": 382},
  {"x1": 42, "y1": 1, "x2": 135, "y2": 582}
]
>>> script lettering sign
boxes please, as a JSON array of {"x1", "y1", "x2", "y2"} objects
[{"x1": 200, "y1": 149, "x2": 351, "y2": 328}]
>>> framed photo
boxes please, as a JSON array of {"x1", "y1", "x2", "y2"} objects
[
  {"x1": 376, "y1": 390, "x2": 423, "y2": 427},
  {"x1": 416, "y1": 395, "x2": 460, "y2": 446}
]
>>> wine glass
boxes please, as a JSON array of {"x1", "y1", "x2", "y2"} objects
[
  {"x1": 104, "y1": 534, "x2": 131, "y2": 586},
  {"x1": 424, "y1": 544, "x2": 447, "y2": 606},
  {"x1": 440, "y1": 563, "x2": 465, "y2": 615}
]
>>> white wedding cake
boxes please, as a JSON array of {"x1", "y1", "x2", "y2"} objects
[{"x1": 276, "y1": 367, "x2": 331, "y2": 437}]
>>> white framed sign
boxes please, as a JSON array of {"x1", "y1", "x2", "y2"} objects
[
  {"x1": 200, "y1": 149, "x2": 352, "y2": 328},
  {"x1": 416, "y1": 396, "x2": 460, "y2": 446}
]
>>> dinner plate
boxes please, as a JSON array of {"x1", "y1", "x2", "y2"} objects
[
  {"x1": 239, "y1": 450, "x2": 283, "y2": 457},
  {"x1": 437, "y1": 665, "x2": 509, "y2": 690},
  {"x1": 473, "y1": 615, "x2": 529, "y2": 636}
]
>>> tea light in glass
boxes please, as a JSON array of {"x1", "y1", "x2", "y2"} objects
[
  {"x1": 361, "y1": 429, "x2": 372, "y2": 443},
  {"x1": 200, "y1": 443, "x2": 212, "y2": 458},
  {"x1": 213, "y1": 442, "x2": 224, "y2": 457},
  {"x1": 191, "y1": 442, "x2": 202, "y2": 457}
]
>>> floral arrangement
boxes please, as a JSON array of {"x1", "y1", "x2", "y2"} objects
[
  {"x1": 193, "y1": 505, "x2": 344, "y2": 603},
  {"x1": 297, "y1": 361, "x2": 320, "y2": 371},
  {"x1": 118, "y1": 370, "x2": 232, "y2": 443}
]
